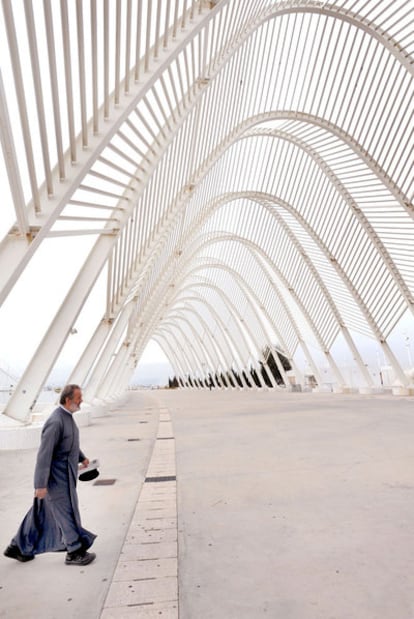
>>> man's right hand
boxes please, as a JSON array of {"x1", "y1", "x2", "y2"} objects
[{"x1": 35, "y1": 488, "x2": 47, "y2": 499}]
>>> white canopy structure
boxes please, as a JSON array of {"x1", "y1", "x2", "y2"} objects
[{"x1": 0, "y1": 0, "x2": 413, "y2": 423}]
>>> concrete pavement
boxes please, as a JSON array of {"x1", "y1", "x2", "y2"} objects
[
  {"x1": 1, "y1": 388, "x2": 414, "y2": 618},
  {"x1": 0, "y1": 391, "x2": 161, "y2": 619},
  {"x1": 154, "y1": 388, "x2": 414, "y2": 619}
]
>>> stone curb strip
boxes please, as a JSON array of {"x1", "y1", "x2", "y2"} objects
[{"x1": 101, "y1": 408, "x2": 178, "y2": 618}]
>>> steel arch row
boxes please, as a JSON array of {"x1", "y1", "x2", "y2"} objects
[
  {"x1": 170, "y1": 275, "x2": 281, "y2": 377},
  {"x1": 127, "y1": 247, "x2": 320, "y2": 393},
  {"x1": 152, "y1": 331, "x2": 184, "y2": 384},
  {"x1": 111, "y1": 241, "x2": 330, "y2": 398},
  {"x1": 243, "y1": 127, "x2": 414, "y2": 310},
  {"x1": 151, "y1": 185, "x2": 395, "y2": 353},
  {"x1": 157, "y1": 306, "x2": 253, "y2": 390},
  {"x1": 90, "y1": 206, "x2": 405, "y2": 400},
  {"x1": 241, "y1": 114, "x2": 413, "y2": 215},
  {"x1": 62, "y1": 162, "x2": 414, "y2": 406},
  {"x1": 43, "y1": 0, "x2": 414, "y2": 398},
  {"x1": 152, "y1": 288, "x2": 278, "y2": 391},
  {"x1": 157, "y1": 111, "x2": 413, "y2": 343},
  {"x1": 148, "y1": 238, "x2": 344, "y2": 385},
  {"x1": 155, "y1": 323, "x2": 201, "y2": 386},
  {"x1": 261, "y1": 3, "x2": 414, "y2": 74},
  {"x1": 182, "y1": 119, "x2": 413, "y2": 330},
  {"x1": 155, "y1": 316, "x2": 241, "y2": 390},
  {"x1": 247, "y1": 193, "x2": 407, "y2": 342},
  {"x1": 171, "y1": 294, "x2": 269, "y2": 385},
  {"x1": 154, "y1": 325, "x2": 243, "y2": 391},
  {"x1": 162, "y1": 286, "x2": 288, "y2": 389},
  {"x1": 1, "y1": 0, "x2": 411, "y2": 310},
  {"x1": 180, "y1": 279, "x2": 301, "y2": 385},
  {"x1": 168, "y1": 304, "x2": 236, "y2": 386},
  {"x1": 172, "y1": 123, "x2": 413, "y2": 338},
  {"x1": 119, "y1": 236, "x2": 284, "y2": 376},
  {"x1": 124, "y1": 183, "x2": 360, "y2": 368},
  {"x1": 0, "y1": 0, "x2": 221, "y2": 311},
  {"x1": 124, "y1": 186, "x2": 409, "y2": 390},
  {"x1": 166, "y1": 304, "x2": 275, "y2": 391},
  {"x1": 1, "y1": 3, "x2": 412, "y2": 418},
  {"x1": 158, "y1": 316, "x2": 208, "y2": 381},
  {"x1": 156, "y1": 317, "x2": 222, "y2": 387},
  {"x1": 132, "y1": 257, "x2": 318, "y2": 393},
  {"x1": 178, "y1": 230, "x2": 368, "y2": 387},
  {"x1": 113, "y1": 236, "x2": 279, "y2": 387},
  {"x1": 161, "y1": 245, "x2": 308, "y2": 369},
  {"x1": 124, "y1": 231, "x2": 329, "y2": 392},
  {"x1": 134, "y1": 110, "x2": 412, "y2": 348},
  {"x1": 124, "y1": 259, "x2": 257, "y2": 385},
  {"x1": 111, "y1": 101, "x2": 412, "y2": 380},
  {"x1": 163, "y1": 306, "x2": 252, "y2": 386},
  {"x1": 124, "y1": 242, "x2": 300, "y2": 390},
  {"x1": 194, "y1": 6, "x2": 414, "y2": 205}
]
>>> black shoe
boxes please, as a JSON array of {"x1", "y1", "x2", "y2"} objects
[
  {"x1": 4, "y1": 544, "x2": 35, "y2": 562},
  {"x1": 65, "y1": 549, "x2": 96, "y2": 566}
]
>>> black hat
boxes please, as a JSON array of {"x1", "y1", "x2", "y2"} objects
[{"x1": 78, "y1": 459, "x2": 100, "y2": 482}]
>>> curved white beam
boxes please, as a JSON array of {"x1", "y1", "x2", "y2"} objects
[{"x1": 1, "y1": 0, "x2": 412, "y2": 418}]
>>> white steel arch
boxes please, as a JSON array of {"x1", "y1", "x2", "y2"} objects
[
  {"x1": 147, "y1": 239, "x2": 336, "y2": 384},
  {"x1": 166, "y1": 290, "x2": 285, "y2": 389},
  {"x1": 0, "y1": 0, "x2": 413, "y2": 422}
]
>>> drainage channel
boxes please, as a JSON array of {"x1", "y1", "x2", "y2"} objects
[{"x1": 101, "y1": 408, "x2": 178, "y2": 618}]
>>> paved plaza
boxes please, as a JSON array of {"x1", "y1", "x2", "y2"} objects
[{"x1": 1, "y1": 388, "x2": 414, "y2": 618}]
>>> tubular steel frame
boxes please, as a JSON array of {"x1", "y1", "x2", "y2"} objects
[{"x1": 0, "y1": 0, "x2": 413, "y2": 421}]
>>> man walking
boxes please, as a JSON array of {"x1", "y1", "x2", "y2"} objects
[{"x1": 4, "y1": 384, "x2": 96, "y2": 566}]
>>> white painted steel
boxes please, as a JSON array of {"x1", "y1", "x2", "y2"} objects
[{"x1": 0, "y1": 0, "x2": 413, "y2": 421}]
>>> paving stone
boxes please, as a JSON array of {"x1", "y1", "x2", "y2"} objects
[
  {"x1": 141, "y1": 482, "x2": 176, "y2": 493},
  {"x1": 150, "y1": 464, "x2": 175, "y2": 470},
  {"x1": 138, "y1": 496, "x2": 170, "y2": 505},
  {"x1": 144, "y1": 481, "x2": 176, "y2": 489},
  {"x1": 120, "y1": 541, "x2": 177, "y2": 561},
  {"x1": 148, "y1": 454, "x2": 175, "y2": 462},
  {"x1": 135, "y1": 499, "x2": 177, "y2": 511},
  {"x1": 112, "y1": 557, "x2": 177, "y2": 581},
  {"x1": 140, "y1": 486, "x2": 176, "y2": 496},
  {"x1": 128, "y1": 517, "x2": 177, "y2": 531},
  {"x1": 125, "y1": 527, "x2": 177, "y2": 544},
  {"x1": 158, "y1": 428, "x2": 174, "y2": 438},
  {"x1": 141, "y1": 492, "x2": 177, "y2": 501},
  {"x1": 104, "y1": 575, "x2": 178, "y2": 607},
  {"x1": 149, "y1": 451, "x2": 175, "y2": 458},
  {"x1": 132, "y1": 507, "x2": 177, "y2": 519},
  {"x1": 101, "y1": 606, "x2": 178, "y2": 619}
]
